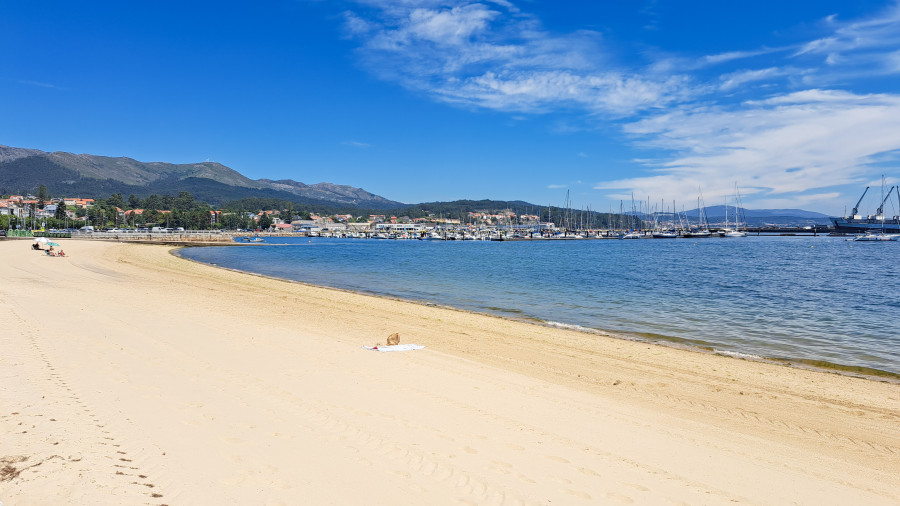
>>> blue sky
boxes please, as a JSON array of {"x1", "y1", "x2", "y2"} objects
[{"x1": 3, "y1": 1, "x2": 900, "y2": 215}]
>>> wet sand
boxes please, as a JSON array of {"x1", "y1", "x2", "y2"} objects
[{"x1": 1, "y1": 239, "x2": 897, "y2": 505}]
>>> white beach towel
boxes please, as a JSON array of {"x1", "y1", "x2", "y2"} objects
[{"x1": 363, "y1": 344, "x2": 425, "y2": 352}]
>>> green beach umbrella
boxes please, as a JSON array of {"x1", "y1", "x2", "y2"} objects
[{"x1": 47, "y1": 242, "x2": 61, "y2": 247}]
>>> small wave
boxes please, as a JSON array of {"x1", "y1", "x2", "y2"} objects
[
  {"x1": 545, "y1": 321, "x2": 595, "y2": 333},
  {"x1": 714, "y1": 349, "x2": 763, "y2": 360}
]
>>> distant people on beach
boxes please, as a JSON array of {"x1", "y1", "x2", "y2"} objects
[{"x1": 39, "y1": 245, "x2": 66, "y2": 257}]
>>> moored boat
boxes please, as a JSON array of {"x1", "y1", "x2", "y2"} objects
[
  {"x1": 853, "y1": 233, "x2": 900, "y2": 241},
  {"x1": 831, "y1": 183, "x2": 900, "y2": 234}
]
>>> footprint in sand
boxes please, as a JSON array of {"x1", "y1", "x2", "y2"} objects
[
  {"x1": 566, "y1": 489, "x2": 592, "y2": 500},
  {"x1": 605, "y1": 491, "x2": 635, "y2": 504},
  {"x1": 516, "y1": 473, "x2": 536, "y2": 484},
  {"x1": 577, "y1": 466, "x2": 600, "y2": 475},
  {"x1": 489, "y1": 461, "x2": 512, "y2": 475}
]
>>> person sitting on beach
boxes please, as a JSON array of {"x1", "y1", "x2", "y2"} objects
[
  {"x1": 32, "y1": 243, "x2": 40, "y2": 250},
  {"x1": 58, "y1": 250, "x2": 66, "y2": 257}
]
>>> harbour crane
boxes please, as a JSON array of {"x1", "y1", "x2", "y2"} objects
[
  {"x1": 876, "y1": 186, "x2": 896, "y2": 217},
  {"x1": 850, "y1": 186, "x2": 869, "y2": 218}
]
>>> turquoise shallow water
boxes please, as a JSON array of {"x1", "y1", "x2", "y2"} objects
[{"x1": 179, "y1": 236, "x2": 900, "y2": 374}]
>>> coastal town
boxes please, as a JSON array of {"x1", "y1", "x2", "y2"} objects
[
  {"x1": 0, "y1": 191, "x2": 832, "y2": 241},
  {"x1": 0, "y1": 192, "x2": 554, "y2": 238}
]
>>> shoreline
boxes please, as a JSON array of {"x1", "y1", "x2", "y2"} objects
[
  {"x1": 174, "y1": 244, "x2": 900, "y2": 382},
  {"x1": 2, "y1": 239, "x2": 898, "y2": 505}
]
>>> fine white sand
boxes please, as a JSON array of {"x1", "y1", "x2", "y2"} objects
[{"x1": 1, "y1": 239, "x2": 898, "y2": 505}]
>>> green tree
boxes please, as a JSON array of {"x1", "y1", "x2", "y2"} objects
[
  {"x1": 144, "y1": 194, "x2": 164, "y2": 211},
  {"x1": 258, "y1": 213, "x2": 272, "y2": 230},
  {"x1": 128, "y1": 194, "x2": 141, "y2": 209},
  {"x1": 174, "y1": 191, "x2": 195, "y2": 212},
  {"x1": 107, "y1": 193, "x2": 125, "y2": 209},
  {"x1": 37, "y1": 185, "x2": 48, "y2": 209},
  {"x1": 186, "y1": 210, "x2": 208, "y2": 230},
  {"x1": 220, "y1": 213, "x2": 240, "y2": 230},
  {"x1": 55, "y1": 201, "x2": 67, "y2": 220},
  {"x1": 144, "y1": 209, "x2": 160, "y2": 225}
]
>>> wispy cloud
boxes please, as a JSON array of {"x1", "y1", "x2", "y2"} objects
[
  {"x1": 591, "y1": 4, "x2": 900, "y2": 209},
  {"x1": 339, "y1": 1, "x2": 900, "y2": 211},
  {"x1": 794, "y1": 4, "x2": 900, "y2": 59},
  {"x1": 547, "y1": 184, "x2": 566, "y2": 189},
  {"x1": 789, "y1": 2, "x2": 900, "y2": 81},
  {"x1": 749, "y1": 192, "x2": 842, "y2": 210},
  {"x1": 595, "y1": 90, "x2": 900, "y2": 205},
  {"x1": 343, "y1": 1, "x2": 692, "y2": 115},
  {"x1": 343, "y1": 140, "x2": 374, "y2": 148},
  {"x1": 718, "y1": 67, "x2": 794, "y2": 91},
  {"x1": 18, "y1": 80, "x2": 63, "y2": 89}
]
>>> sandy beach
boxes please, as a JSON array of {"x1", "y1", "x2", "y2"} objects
[{"x1": 1, "y1": 239, "x2": 897, "y2": 505}]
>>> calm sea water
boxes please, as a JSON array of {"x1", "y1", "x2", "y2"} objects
[{"x1": 179, "y1": 236, "x2": 900, "y2": 374}]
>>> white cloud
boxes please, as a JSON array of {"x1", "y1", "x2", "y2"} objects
[
  {"x1": 703, "y1": 48, "x2": 784, "y2": 65},
  {"x1": 343, "y1": 140, "x2": 374, "y2": 148},
  {"x1": 791, "y1": 3, "x2": 900, "y2": 75},
  {"x1": 749, "y1": 193, "x2": 842, "y2": 211},
  {"x1": 18, "y1": 80, "x2": 63, "y2": 89},
  {"x1": 794, "y1": 37, "x2": 840, "y2": 57},
  {"x1": 338, "y1": 1, "x2": 900, "y2": 212},
  {"x1": 595, "y1": 90, "x2": 900, "y2": 207},
  {"x1": 407, "y1": 5, "x2": 497, "y2": 45},
  {"x1": 343, "y1": 1, "x2": 691, "y2": 115},
  {"x1": 432, "y1": 70, "x2": 688, "y2": 115},
  {"x1": 718, "y1": 67, "x2": 788, "y2": 91}
]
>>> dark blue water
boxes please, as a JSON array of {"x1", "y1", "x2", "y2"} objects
[{"x1": 180, "y1": 236, "x2": 900, "y2": 374}]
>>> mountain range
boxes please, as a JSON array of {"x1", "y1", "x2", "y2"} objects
[
  {"x1": 0, "y1": 145, "x2": 402, "y2": 209},
  {"x1": 0, "y1": 144, "x2": 834, "y2": 224},
  {"x1": 684, "y1": 205, "x2": 832, "y2": 226}
]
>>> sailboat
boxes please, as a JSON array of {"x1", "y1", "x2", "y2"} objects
[
  {"x1": 651, "y1": 200, "x2": 679, "y2": 238},
  {"x1": 721, "y1": 186, "x2": 748, "y2": 237},
  {"x1": 683, "y1": 192, "x2": 712, "y2": 238},
  {"x1": 618, "y1": 194, "x2": 645, "y2": 239}
]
